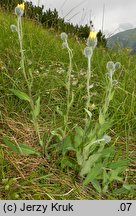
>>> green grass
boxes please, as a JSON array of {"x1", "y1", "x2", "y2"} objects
[{"x1": 0, "y1": 11, "x2": 135, "y2": 200}]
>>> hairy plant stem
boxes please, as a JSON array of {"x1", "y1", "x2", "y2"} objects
[
  {"x1": 103, "y1": 73, "x2": 113, "y2": 116},
  {"x1": 64, "y1": 43, "x2": 73, "y2": 135},
  {"x1": 82, "y1": 53, "x2": 92, "y2": 134},
  {"x1": 85, "y1": 56, "x2": 91, "y2": 121},
  {"x1": 85, "y1": 56, "x2": 91, "y2": 125},
  {"x1": 17, "y1": 16, "x2": 41, "y2": 145}
]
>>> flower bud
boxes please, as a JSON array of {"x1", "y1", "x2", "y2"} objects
[
  {"x1": 115, "y1": 62, "x2": 121, "y2": 70},
  {"x1": 103, "y1": 134, "x2": 111, "y2": 143},
  {"x1": 15, "y1": 6, "x2": 24, "y2": 17},
  {"x1": 84, "y1": 47, "x2": 93, "y2": 58},
  {"x1": 112, "y1": 80, "x2": 118, "y2": 85},
  {"x1": 106, "y1": 61, "x2": 115, "y2": 71},
  {"x1": 60, "y1": 32, "x2": 68, "y2": 41},
  {"x1": 10, "y1": 24, "x2": 17, "y2": 32}
]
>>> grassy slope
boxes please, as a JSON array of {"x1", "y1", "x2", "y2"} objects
[{"x1": 0, "y1": 11, "x2": 135, "y2": 199}]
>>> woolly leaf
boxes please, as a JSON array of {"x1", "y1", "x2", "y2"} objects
[
  {"x1": 80, "y1": 153, "x2": 101, "y2": 176},
  {"x1": 99, "y1": 110, "x2": 105, "y2": 125},
  {"x1": 83, "y1": 163, "x2": 102, "y2": 186},
  {"x1": 91, "y1": 180, "x2": 102, "y2": 193}
]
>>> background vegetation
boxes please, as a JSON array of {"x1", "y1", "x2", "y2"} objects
[{"x1": 0, "y1": 0, "x2": 106, "y2": 45}]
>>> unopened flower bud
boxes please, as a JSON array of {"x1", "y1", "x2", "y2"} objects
[
  {"x1": 106, "y1": 61, "x2": 115, "y2": 72},
  {"x1": 10, "y1": 24, "x2": 17, "y2": 32},
  {"x1": 112, "y1": 80, "x2": 118, "y2": 85},
  {"x1": 84, "y1": 47, "x2": 93, "y2": 58},
  {"x1": 103, "y1": 134, "x2": 111, "y2": 143},
  {"x1": 115, "y1": 62, "x2": 121, "y2": 70},
  {"x1": 60, "y1": 32, "x2": 68, "y2": 41}
]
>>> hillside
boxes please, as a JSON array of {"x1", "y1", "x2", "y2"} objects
[
  {"x1": 107, "y1": 28, "x2": 136, "y2": 48},
  {"x1": 0, "y1": 11, "x2": 135, "y2": 200}
]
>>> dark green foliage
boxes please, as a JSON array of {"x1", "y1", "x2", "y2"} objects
[
  {"x1": 0, "y1": 0, "x2": 22, "y2": 11},
  {"x1": 97, "y1": 30, "x2": 107, "y2": 47},
  {"x1": 25, "y1": 2, "x2": 44, "y2": 22}
]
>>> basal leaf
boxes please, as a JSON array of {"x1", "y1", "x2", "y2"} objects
[
  {"x1": 74, "y1": 127, "x2": 84, "y2": 148},
  {"x1": 100, "y1": 146, "x2": 115, "y2": 157},
  {"x1": 83, "y1": 163, "x2": 103, "y2": 186},
  {"x1": 3, "y1": 137, "x2": 40, "y2": 156},
  {"x1": 109, "y1": 169, "x2": 123, "y2": 182},
  {"x1": 74, "y1": 134, "x2": 82, "y2": 148},
  {"x1": 76, "y1": 150, "x2": 83, "y2": 166},
  {"x1": 108, "y1": 160, "x2": 128, "y2": 170},
  {"x1": 98, "y1": 110, "x2": 105, "y2": 125},
  {"x1": 75, "y1": 126, "x2": 84, "y2": 137},
  {"x1": 123, "y1": 183, "x2": 136, "y2": 191},
  {"x1": 80, "y1": 153, "x2": 101, "y2": 176},
  {"x1": 91, "y1": 180, "x2": 102, "y2": 193},
  {"x1": 61, "y1": 156, "x2": 77, "y2": 170},
  {"x1": 3, "y1": 136, "x2": 22, "y2": 153},
  {"x1": 103, "y1": 169, "x2": 109, "y2": 184},
  {"x1": 109, "y1": 90, "x2": 115, "y2": 101},
  {"x1": 10, "y1": 89, "x2": 30, "y2": 102},
  {"x1": 19, "y1": 144, "x2": 40, "y2": 156},
  {"x1": 62, "y1": 135, "x2": 75, "y2": 155},
  {"x1": 112, "y1": 187, "x2": 129, "y2": 195}
]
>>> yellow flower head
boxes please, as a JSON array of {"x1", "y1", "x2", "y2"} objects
[
  {"x1": 89, "y1": 31, "x2": 97, "y2": 40},
  {"x1": 17, "y1": 2, "x2": 25, "y2": 10}
]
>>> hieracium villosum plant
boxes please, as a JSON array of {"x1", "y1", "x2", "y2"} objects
[
  {"x1": 50, "y1": 32, "x2": 74, "y2": 142},
  {"x1": 61, "y1": 30, "x2": 129, "y2": 192},
  {"x1": 3, "y1": 3, "x2": 43, "y2": 156},
  {"x1": 59, "y1": 32, "x2": 74, "y2": 135}
]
